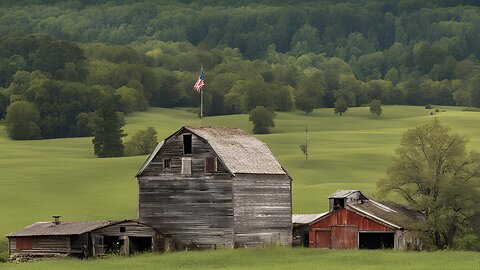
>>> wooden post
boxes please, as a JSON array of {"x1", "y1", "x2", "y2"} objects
[{"x1": 305, "y1": 126, "x2": 308, "y2": 160}]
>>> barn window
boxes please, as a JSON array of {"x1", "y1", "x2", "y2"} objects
[
  {"x1": 120, "y1": 226, "x2": 126, "y2": 233},
  {"x1": 181, "y1": 157, "x2": 192, "y2": 175},
  {"x1": 183, "y1": 134, "x2": 192, "y2": 154},
  {"x1": 163, "y1": 159, "x2": 171, "y2": 170},
  {"x1": 333, "y1": 198, "x2": 345, "y2": 209},
  {"x1": 205, "y1": 157, "x2": 217, "y2": 173},
  {"x1": 16, "y1": 237, "x2": 32, "y2": 251}
]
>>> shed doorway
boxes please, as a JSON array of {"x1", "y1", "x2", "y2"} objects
[
  {"x1": 359, "y1": 232, "x2": 394, "y2": 249},
  {"x1": 129, "y1": 236, "x2": 152, "y2": 254}
]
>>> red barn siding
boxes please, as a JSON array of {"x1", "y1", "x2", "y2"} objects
[
  {"x1": 311, "y1": 208, "x2": 394, "y2": 232},
  {"x1": 308, "y1": 208, "x2": 395, "y2": 249},
  {"x1": 331, "y1": 226, "x2": 358, "y2": 249}
]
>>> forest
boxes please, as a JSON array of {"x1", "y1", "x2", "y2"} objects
[{"x1": 2, "y1": 0, "x2": 480, "y2": 139}]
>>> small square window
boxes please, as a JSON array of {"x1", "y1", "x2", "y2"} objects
[
  {"x1": 205, "y1": 157, "x2": 217, "y2": 173},
  {"x1": 120, "y1": 226, "x2": 126, "y2": 233},
  {"x1": 163, "y1": 159, "x2": 172, "y2": 170}
]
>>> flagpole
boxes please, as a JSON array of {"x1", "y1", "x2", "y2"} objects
[
  {"x1": 200, "y1": 88, "x2": 203, "y2": 127},
  {"x1": 200, "y1": 65, "x2": 204, "y2": 127}
]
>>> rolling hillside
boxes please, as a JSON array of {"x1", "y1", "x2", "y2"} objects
[{"x1": 1, "y1": 105, "x2": 480, "y2": 261}]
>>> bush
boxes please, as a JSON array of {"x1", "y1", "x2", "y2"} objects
[
  {"x1": 5, "y1": 101, "x2": 41, "y2": 140},
  {"x1": 249, "y1": 106, "x2": 275, "y2": 134},
  {"x1": 425, "y1": 104, "x2": 432, "y2": 109},
  {"x1": 124, "y1": 127, "x2": 159, "y2": 156}
]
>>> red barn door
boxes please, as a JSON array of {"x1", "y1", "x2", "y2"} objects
[
  {"x1": 314, "y1": 230, "x2": 331, "y2": 248},
  {"x1": 331, "y1": 225, "x2": 358, "y2": 249}
]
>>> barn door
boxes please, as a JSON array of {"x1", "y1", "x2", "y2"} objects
[
  {"x1": 93, "y1": 235, "x2": 105, "y2": 256},
  {"x1": 331, "y1": 225, "x2": 358, "y2": 249},
  {"x1": 314, "y1": 230, "x2": 331, "y2": 248}
]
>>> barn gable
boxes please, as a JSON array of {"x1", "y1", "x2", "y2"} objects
[{"x1": 136, "y1": 126, "x2": 287, "y2": 177}]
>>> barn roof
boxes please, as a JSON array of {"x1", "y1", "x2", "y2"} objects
[
  {"x1": 292, "y1": 213, "x2": 328, "y2": 224},
  {"x1": 6, "y1": 220, "x2": 153, "y2": 237},
  {"x1": 136, "y1": 126, "x2": 287, "y2": 176},
  {"x1": 348, "y1": 200, "x2": 424, "y2": 230},
  {"x1": 329, "y1": 190, "x2": 363, "y2": 198}
]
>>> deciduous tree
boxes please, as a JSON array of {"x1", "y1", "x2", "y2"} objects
[
  {"x1": 5, "y1": 101, "x2": 41, "y2": 140},
  {"x1": 249, "y1": 106, "x2": 275, "y2": 134},
  {"x1": 334, "y1": 98, "x2": 348, "y2": 115},
  {"x1": 378, "y1": 119, "x2": 480, "y2": 249},
  {"x1": 369, "y1": 99, "x2": 382, "y2": 116},
  {"x1": 124, "y1": 127, "x2": 158, "y2": 156}
]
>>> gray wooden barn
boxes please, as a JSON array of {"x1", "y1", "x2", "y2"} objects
[
  {"x1": 136, "y1": 126, "x2": 293, "y2": 248},
  {"x1": 6, "y1": 218, "x2": 171, "y2": 260}
]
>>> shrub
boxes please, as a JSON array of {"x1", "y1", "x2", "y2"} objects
[{"x1": 124, "y1": 127, "x2": 159, "y2": 156}]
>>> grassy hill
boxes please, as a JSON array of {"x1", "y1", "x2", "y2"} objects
[{"x1": 1, "y1": 105, "x2": 480, "y2": 264}]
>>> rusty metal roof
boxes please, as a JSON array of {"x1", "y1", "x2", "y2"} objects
[
  {"x1": 292, "y1": 213, "x2": 328, "y2": 224},
  {"x1": 348, "y1": 200, "x2": 424, "y2": 229},
  {"x1": 136, "y1": 126, "x2": 287, "y2": 176},
  {"x1": 6, "y1": 221, "x2": 111, "y2": 237}
]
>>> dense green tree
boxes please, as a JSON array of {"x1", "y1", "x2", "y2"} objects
[
  {"x1": 124, "y1": 127, "x2": 158, "y2": 156},
  {"x1": 378, "y1": 119, "x2": 480, "y2": 249},
  {"x1": 91, "y1": 96, "x2": 126, "y2": 158},
  {"x1": 249, "y1": 106, "x2": 275, "y2": 134},
  {"x1": 4, "y1": 101, "x2": 41, "y2": 140},
  {"x1": 369, "y1": 99, "x2": 382, "y2": 116},
  {"x1": 334, "y1": 98, "x2": 348, "y2": 115},
  {"x1": 0, "y1": 91, "x2": 8, "y2": 119}
]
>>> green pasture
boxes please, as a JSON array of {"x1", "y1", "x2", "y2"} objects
[
  {"x1": 4, "y1": 247, "x2": 480, "y2": 270},
  {"x1": 1, "y1": 105, "x2": 480, "y2": 265}
]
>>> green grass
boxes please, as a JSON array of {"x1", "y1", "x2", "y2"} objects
[
  {"x1": 3, "y1": 247, "x2": 480, "y2": 270},
  {"x1": 1, "y1": 105, "x2": 480, "y2": 267}
]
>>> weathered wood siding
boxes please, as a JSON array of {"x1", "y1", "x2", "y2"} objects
[
  {"x1": 93, "y1": 221, "x2": 155, "y2": 237},
  {"x1": 91, "y1": 221, "x2": 160, "y2": 252},
  {"x1": 232, "y1": 174, "x2": 292, "y2": 247},
  {"x1": 9, "y1": 236, "x2": 71, "y2": 258},
  {"x1": 138, "y1": 131, "x2": 234, "y2": 248}
]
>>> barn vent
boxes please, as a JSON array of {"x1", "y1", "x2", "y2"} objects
[{"x1": 52, "y1": 215, "x2": 61, "y2": 225}]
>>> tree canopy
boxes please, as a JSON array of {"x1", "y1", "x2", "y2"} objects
[
  {"x1": 2, "y1": 1, "x2": 480, "y2": 139},
  {"x1": 378, "y1": 119, "x2": 480, "y2": 249},
  {"x1": 249, "y1": 106, "x2": 275, "y2": 134}
]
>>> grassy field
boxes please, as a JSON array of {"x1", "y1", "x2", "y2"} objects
[
  {"x1": 4, "y1": 247, "x2": 480, "y2": 270},
  {"x1": 1, "y1": 105, "x2": 480, "y2": 266}
]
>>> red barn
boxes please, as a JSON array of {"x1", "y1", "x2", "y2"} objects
[{"x1": 306, "y1": 190, "x2": 423, "y2": 250}]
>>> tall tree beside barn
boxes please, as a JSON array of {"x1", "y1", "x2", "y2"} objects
[
  {"x1": 91, "y1": 95, "x2": 126, "y2": 158},
  {"x1": 378, "y1": 119, "x2": 480, "y2": 249}
]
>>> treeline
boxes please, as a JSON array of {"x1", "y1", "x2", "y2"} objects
[{"x1": 2, "y1": 1, "x2": 480, "y2": 139}]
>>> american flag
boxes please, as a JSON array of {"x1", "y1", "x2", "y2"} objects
[{"x1": 193, "y1": 68, "x2": 205, "y2": 92}]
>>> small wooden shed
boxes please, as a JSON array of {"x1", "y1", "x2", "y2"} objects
[
  {"x1": 304, "y1": 190, "x2": 423, "y2": 250},
  {"x1": 292, "y1": 213, "x2": 327, "y2": 247},
  {"x1": 6, "y1": 218, "x2": 169, "y2": 260}
]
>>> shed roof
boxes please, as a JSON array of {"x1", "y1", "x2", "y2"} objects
[
  {"x1": 329, "y1": 190, "x2": 362, "y2": 199},
  {"x1": 6, "y1": 220, "x2": 153, "y2": 237},
  {"x1": 292, "y1": 213, "x2": 328, "y2": 224},
  {"x1": 348, "y1": 200, "x2": 424, "y2": 230},
  {"x1": 7, "y1": 221, "x2": 111, "y2": 237},
  {"x1": 136, "y1": 126, "x2": 287, "y2": 176}
]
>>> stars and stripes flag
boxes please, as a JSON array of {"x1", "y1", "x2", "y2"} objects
[{"x1": 193, "y1": 68, "x2": 205, "y2": 92}]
